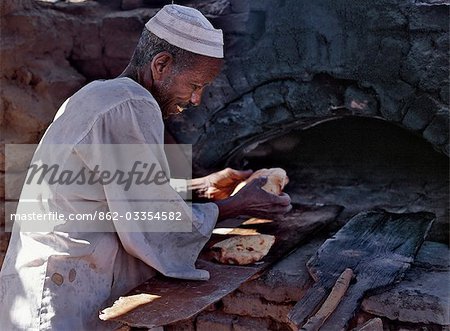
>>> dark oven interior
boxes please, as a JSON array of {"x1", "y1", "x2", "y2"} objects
[{"x1": 225, "y1": 117, "x2": 449, "y2": 243}]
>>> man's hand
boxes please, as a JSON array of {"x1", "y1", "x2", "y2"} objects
[
  {"x1": 214, "y1": 177, "x2": 292, "y2": 221},
  {"x1": 189, "y1": 168, "x2": 253, "y2": 201}
]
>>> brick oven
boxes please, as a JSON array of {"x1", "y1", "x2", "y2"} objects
[
  {"x1": 164, "y1": 1, "x2": 449, "y2": 329},
  {"x1": 161, "y1": 117, "x2": 449, "y2": 331}
]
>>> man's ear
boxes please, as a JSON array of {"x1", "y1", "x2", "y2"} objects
[{"x1": 151, "y1": 52, "x2": 174, "y2": 81}]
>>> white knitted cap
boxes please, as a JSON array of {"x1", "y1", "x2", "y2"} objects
[{"x1": 145, "y1": 4, "x2": 224, "y2": 58}]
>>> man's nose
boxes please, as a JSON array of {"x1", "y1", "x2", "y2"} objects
[{"x1": 190, "y1": 90, "x2": 203, "y2": 106}]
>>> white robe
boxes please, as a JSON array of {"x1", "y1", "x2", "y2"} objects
[{"x1": 0, "y1": 77, "x2": 219, "y2": 330}]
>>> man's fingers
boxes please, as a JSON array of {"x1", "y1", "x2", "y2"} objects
[
  {"x1": 238, "y1": 169, "x2": 253, "y2": 178},
  {"x1": 245, "y1": 179, "x2": 290, "y2": 203},
  {"x1": 254, "y1": 176, "x2": 268, "y2": 187},
  {"x1": 262, "y1": 191, "x2": 291, "y2": 206},
  {"x1": 229, "y1": 168, "x2": 253, "y2": 180},
  {"x1": 273, "y1": 192, "x2": 291, "y2": 206}
]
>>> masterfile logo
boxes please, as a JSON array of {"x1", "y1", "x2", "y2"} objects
[{"x1": 5, "y1": 144, "x2": 193, "y2": 233}]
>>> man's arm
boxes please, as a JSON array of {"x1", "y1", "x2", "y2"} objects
[
  {"x1": 188, "y1": 168, "x2": 253, "y2": 201},
  {"x1": 186, "y1": 169, "x2": 292, "y2": 221},
  {"x1": 213, "y1": 177, "x2": 292, "y2": 221}
]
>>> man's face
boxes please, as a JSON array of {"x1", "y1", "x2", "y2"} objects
[{"x1": 152, "y1": 55, "x2": 223, "y2": 117}]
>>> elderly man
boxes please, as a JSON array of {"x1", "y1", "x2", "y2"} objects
[{"x1": 0, "y1": 4, "x2": 291, "y2": 330}]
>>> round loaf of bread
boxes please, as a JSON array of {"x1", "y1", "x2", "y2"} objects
[
  {"x1": 211, "y1": 234, "x2": 276, "y2": 265},
  {"x1": 231, "y1": 168, "x2": 289, "y2": 196}
]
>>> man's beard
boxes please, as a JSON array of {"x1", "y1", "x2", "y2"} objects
[
  {"x1": 152, "y1": 78, "x2": 194, "y2": 119},
  {"x1": 152, "y1": 77, "x2": 177, "y2": 119}
]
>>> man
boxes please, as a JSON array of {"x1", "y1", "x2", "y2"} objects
[{"x1": 0, "y1": 5, "x2": 291, "y2": 330}]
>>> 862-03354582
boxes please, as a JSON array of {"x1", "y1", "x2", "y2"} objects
[{"x1": 9, "y1": 211, "x2": 184, "y2": 222}]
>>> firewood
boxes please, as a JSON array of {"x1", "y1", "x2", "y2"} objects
[{"x1": 301, "y1": 268, "x2": 354, "y2": 331}]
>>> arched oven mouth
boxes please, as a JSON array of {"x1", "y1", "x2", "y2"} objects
[{"x1": 223, "y1": 116, "x2": 449, "y2": 244}]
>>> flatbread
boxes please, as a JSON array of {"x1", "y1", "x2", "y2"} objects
[
  {"x1": 232, "y1": 168, "x2": 289, "y2": 195},
  {"x1": 211, "y1": 234, "x2": 276, "y2": 265}
]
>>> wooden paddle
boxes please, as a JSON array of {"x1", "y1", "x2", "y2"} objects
[{"x1": 288, "y1": 210, "x2": 435, "y2": 330}]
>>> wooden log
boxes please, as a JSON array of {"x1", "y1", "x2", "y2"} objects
[{"x1": 301, "y1": 268, "x2": 353, "y2": 331}]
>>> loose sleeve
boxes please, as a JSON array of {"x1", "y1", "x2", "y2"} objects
[{"x1": 75, "y1": 99, "x2": 219, "y2": 280}]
